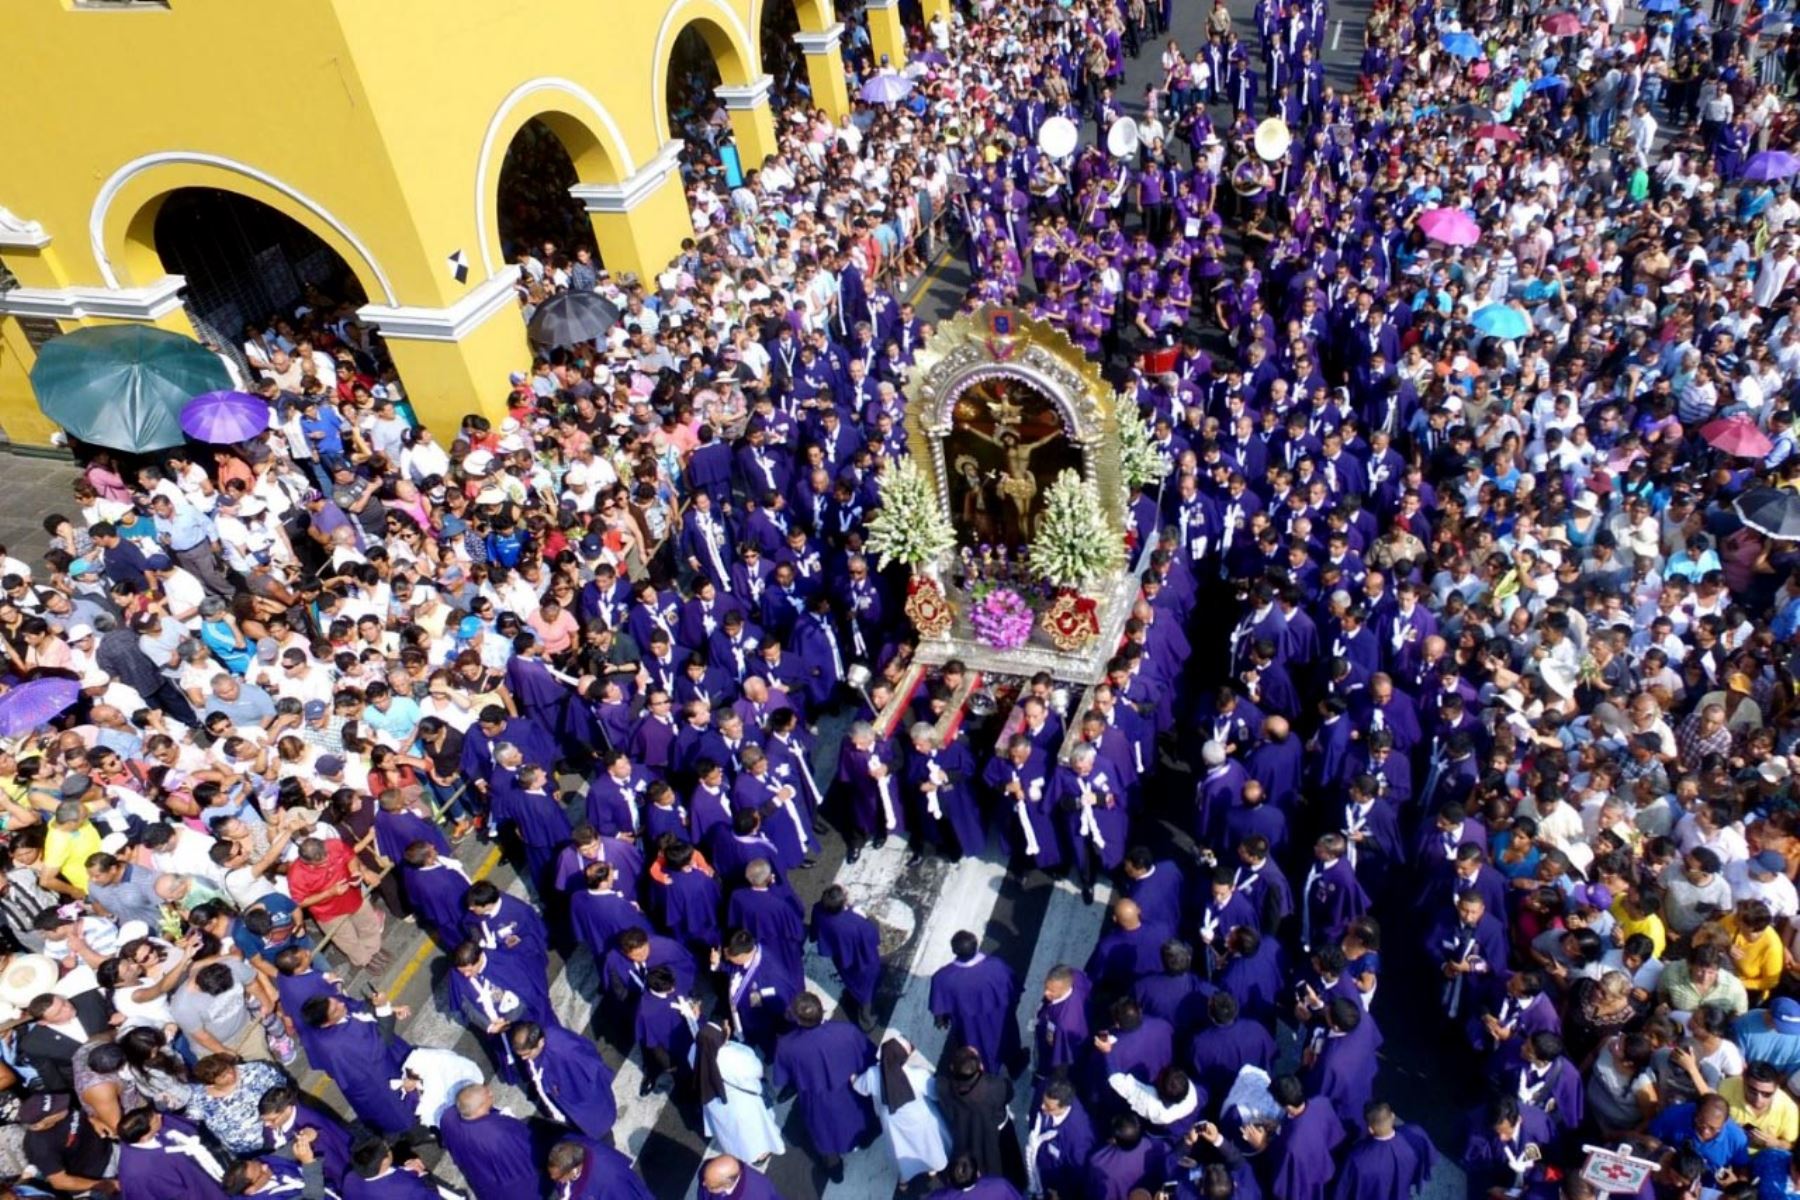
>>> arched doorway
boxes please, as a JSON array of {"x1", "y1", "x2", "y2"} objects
[
  {"x1": 496, "y1": 116, "x2": 600, "y2": 279},
  {"x1": 149, "y1": 187, "x2": 396, "y2": 391},
  {"x1": 666, "y1": 25, "x2": 728, "y2": 149},
  {"x1": 757, "y1": 0, "x2": 808, "y2": 101}
]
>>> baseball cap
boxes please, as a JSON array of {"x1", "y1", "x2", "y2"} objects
[
  {"x1": 143, "y1": 554, "x2": 173, "y2": 572},
  {"x1": 65, "y1": 623, "x2": 94, "y2": 643},
  {"x1": 68, "y1": 558, "x2": 96, "y2": 576},
  {"x1": 256, "y1": 637, "x2": 280, "y2": 663},
  {"x1": 1762, "y1": 758, "x2": 1793, "y2": 784},
  {"x1": 58, "y1": 773, "x2": 92, "y2": 799},
  {"x1": 303, "y1": 700, "x2": 328, "y2": 720},
  {"x1": 579, "y1": 535, "x2": 604, "y2": 559},
  {"x1": 457, "y1": 616, "x2": 485, "y2": 639},
  {"x1": 1774, "y1": 997, "x2": 1800, "y2": 1033},
  {"x1": 316, "y1": 754, "x2": 345, "y2": 776},
  {"x1": 1755, "y1": 849, "x2": 1788, "y2": 874}
]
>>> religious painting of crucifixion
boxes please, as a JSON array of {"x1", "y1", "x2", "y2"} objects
[{"x1": 944, "y1": 374, "x2": 1085, "y2": 549}]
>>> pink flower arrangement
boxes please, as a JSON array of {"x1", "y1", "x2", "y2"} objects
[{"x1": 969, "y1": 586, "x2": 1034, "y2": 650}]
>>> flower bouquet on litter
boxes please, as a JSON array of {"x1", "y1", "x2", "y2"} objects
[{"x1": 968, "y1": 586, "x2": 1034, "y2": 650}]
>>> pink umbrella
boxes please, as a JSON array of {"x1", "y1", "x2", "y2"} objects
[
  {"x1": 1701, "y1": 414, "x2": 1774, "y2": 458},
  {"x1": 1419, "y1": 207, "x2": 1482, "y2": 246},
  {"x1": 1472, "y1": 123, "x2": 1521, "y2": 143},
  {"x1": 1542, "y1": 10, "x2": 1582, "y2": 35}
]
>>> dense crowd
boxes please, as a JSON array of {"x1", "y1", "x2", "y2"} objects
[{"x1": 11, "y1": 0, "x2": 1800, "y2": 1198}]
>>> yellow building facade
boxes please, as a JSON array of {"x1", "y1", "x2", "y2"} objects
[{"x1": 0, "y1": 0, "x2": 952, "y2": 447}]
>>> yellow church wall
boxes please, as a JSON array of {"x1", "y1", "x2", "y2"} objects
[{"x1": 0, "y1": 0, "x2": 853, "y2": 446}]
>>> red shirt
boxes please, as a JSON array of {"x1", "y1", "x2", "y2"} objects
[{"x1": 287, "y1": 840, "x2": 363, "y2": 921}]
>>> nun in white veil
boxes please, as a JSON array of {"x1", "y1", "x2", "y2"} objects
[
  {"x1": 692, "y1": 1020, "x2": 785, "y2": 1169},
  {"x1": 851, "y1": 1034, "x2": 950, "y2": 1183}
]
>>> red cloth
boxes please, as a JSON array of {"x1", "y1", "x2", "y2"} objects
[{"x1": 287, "y1": 840, "x2": 363, "y2": 921}]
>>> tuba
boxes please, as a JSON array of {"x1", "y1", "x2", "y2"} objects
[
  {"x1": 1232, "y1": 157, "x2": 1267, "y2": 196},
  {"x1": 1106, "y1": 116, "x2": 1141, "y2": 159},
  {"x1": 1253, "y1": 117, "x2": 1291, "y2": 162}
]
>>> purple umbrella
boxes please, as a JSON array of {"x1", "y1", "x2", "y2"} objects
[
  {"x1": 181, "y1": 390, "x2": 272, "y2": 444},
  {"x1": 1742, "y1": 151, "x2": 1800, "y2": 182},
  {"x1": 0, "y1": 678, "x2": 80, "y2": 737},
  {"x1": 859, "y1": 74, "x2": 915, "y2": 105}
]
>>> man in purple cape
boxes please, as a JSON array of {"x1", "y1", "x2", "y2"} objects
[
  {"x1": 488, "y1": 760, "x2": 572, "y2": 893},
  {"x1": 374, "y1": 793, "x2": 450, "y2": 865},
  {"x1": 464, "y1": 879, "x2": 551, "y2": 977},
  {"x1": 461, "y1": 705, "x2": 559, "y2": 779},
  {"x1": 399, "y1": 843, "x2": 472, "y2": 948},
  {"x1": 722, "y1": 928, "x2": 800, "y2": 1057},
  {"x1": 1303, "y1": 998, "x2": 1379, "y2": 1127},
  {"x1": 983, "y1": 736, "x2": 1060, "y2": 872},
  {"x1": 511, "y1": 1021, "x2": 618, "y2": 1143},
  {"x1": 506, "y1": 640, "x2": 600, "y2": 760},
  {"x1": 570, "y1": 863, "x2": 651, "y2": 956},
  {"x1": 930, "y1": 929, "x2": 1023, "y2": 1076},
  {"x1": 258, "y1": 1083, "x2": 357, "y2": 1188},
  {"x1": 1332, "y1": 1103, "x2": 1422, "y2": 1200},
  {"x1": 448, "y1": 940, "x2": 561, "y2": 1078},
  {"x1": 552, "y1": 825, "x2": 643, "y2": 900},
  {"x1": 656, "y1": 840, "x2": 722, "y2": 958},
  {"x1": 1217, "y1": 927, "x2": 1285, "y2": 1027},
  {"x1": 698, "y1": 1154, "x2": 783, "y2": 1200},
  {"x1": 1462, "y1": 1096, "x2": 1554, "y2": 1198},
  {"x1": 343, "y1": 1138, "x2": 457, "y2": 1200},
  {"x1": 1133, "y1": 940, "x2": 1216, "y2": 1039},
  {"x1": 725, "y1": 859, "x2": 807, "y2": 982},
  {"x1": 1034, "y1": 964, "x2": 1092, "y2": 1080},
  {"x1": 275, "y1": 945, "x2": 363, "y2": 1067},
  {"x1": 1187, "y1": 992, "x2": 1277, "y2": 1104},
  {"x1": 1425, "y1": 893, "x2": 1509, "y2": 1022},
  {"x1": 546, "y1": 1138, "x2": 652, "y2": 1200},
  {"x1": 1026, "y1": 1080, "x2": 1096, "y2": 1199},
  {"x1": 926, "y1": 1156, "x2": 1025, "y2": 1200},
  {"x1": 1094, "y1": 997, "x2": 1175, "y2": 1087},
  {"x1": 117, "y1": 1109, "x2": 230, "y2": 1200},
  {"x1": 810, "y1": 884, "x2": 882, "y2": 1027},
  {"x1": 834, "y1": 721, "x2": 905, "y2": 860},
  {"x1": 634, "y1": 966, "x2": 698, "y2": 1091},
  {"x1": 1301, "y1": 834, "x2": 1368, "y2": 950},
  {"x1": 586, "y1": 751, "x2": 651, "y2": 837},
  {"x1": 905, "y1": 723, "x2": 986, "y2": 860},
  {"x1": 772, "y1": 992, "x2": 876, "y2": 1181},
  {"x1": 300, "y1": 994, "x2": 418, "y2": 1136},
  {"x1": 1516, "y1": 1031, "x2": 1585, "y2": 1135},
  {"x1": 603, "y1": 928, "x2": 698, "y2": 1006},
  {"x1": 1085, "y1": 898, "x2": 1172, "y2": 996},
  {"x1": 1084, "y1": 1113, "x2": 1164, "y2": 1200},
  {"x1": 439, "y1": 1083, "x2": 543, "y2": 1200},
  {"x1": 1251, "y1": 1074, "x2": 1345, "y2": 1200}
]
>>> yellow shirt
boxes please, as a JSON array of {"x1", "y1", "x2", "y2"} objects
[
  {"x1": 42, "y1": 821, "x2": 101, "y2": 894},
  {"x1": 1724, "y1": 919, "x2": 1786, "y2": 996},
  {"x1": 1719, "y1": 1076, "x2": 1800, "y2": 1147},
  {"x1": 1612, "y1": 902, "x2": 1668, "y2": 960}
]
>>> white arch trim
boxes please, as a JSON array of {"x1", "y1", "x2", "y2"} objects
[
  {"x1": 90, "y1": 151, "x2": 398, "y2": 305},
  {"x1": 476, "y1": 77, "x2": 639, "y2": 277},
  {"x1": 652, "y1": 0, "x2": 761, "y2": 141}
]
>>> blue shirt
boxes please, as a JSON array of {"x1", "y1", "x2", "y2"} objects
[
  {"x1": 152, "y1": 506, "x2": 217, "y2": 553},
  {"x1": 1733, "y1": 1010, "x2": 1800, "y2": 1074},
  {"x1": 1647, "y1": 1103, "x2": 1750, "y2": 1181}
]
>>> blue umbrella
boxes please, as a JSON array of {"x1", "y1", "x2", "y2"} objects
[
  {"x1": 0, "y1": 678, "x2": 80, "y2": 738},
  {"x1": 1472, "y1": 304, "x2": 1531, "y2": 339},
  {"x1": 1441, "y1": 31, "x2": 1483, "y2": 58},
  {"x1": 858, "y1": 74, "x2": 915, "y2": 105},
  {"x1": 1530, "y1": 74, "x2": 1570, "y2": 92},
  {"x1": 1643, "y1": 0, "x2": 1680, "y2": 12},
  {"x1": 1742, "y1": 150, "x2": 1800, "y2": 182}
]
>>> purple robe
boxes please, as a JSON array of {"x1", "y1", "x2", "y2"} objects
[
  {"x1": 1463, "y1": 1105, "x2": 1553, "y2": 1195},
  {"x1": 659, "y1": 867, "x2": 722, "y2": 952},
  {"x1": 1332, "y1": 1132, "x2": 1420, "y2": 1200},
  {"x1": 343, "y1": 1166, "x2": 446, "y2": 1200},
  {"x1": 507, "y1": 654, "x2": 600, "y2": 753},
  {"x1": 983, "y1": 752, "x2": 1059, "y2": 870},
  {"x1": 1086, "y1": 1138, "x2": 1163, "y2": 1200},
  {"x1": 552, "y1": 837, "x2": 642, "y2": 901},
  {"x1": 466, "y1": 893, "x2": 551, "y2": 976},
  {"x1": 929, "y1": 955, "x2": 1022, "y2": 1075},
  {"x1": 602, "y1": 935, "x2": 698, "y2": 1000},
  {"x1": 119, "y1": 1115, "x2": 230, "y2": 1200},
  {"x1": 261, "y1": 1100, "x2": 356, "y2": 1188},
  {"x1": 926, "y1": 1182, "x2": 1023, "y2": 1200},
  {"x1": 1028, "y1": 1103, "x2": 1096, "y2": 1198},
  {"x1": 1302, "y1": 857, "x2": 1368, "y2": 949},
  {"x1": 727, "y1": 886, "x2": 807, "y2": 983},
  {"x1": 1034, "y1": 969, "x2": 1093, "y2": 1075},
  {"x1": 772, "y1": 1021, "x2": 877, "y2": 1156},
  {"x1": 1304, "y1": 1018, "x2": 1380, "y2": 1127},
  {"x1": 1188, "y1": 1017, "x2": 1277, "y2": 1102},
  {"x1": 1270, "y1": 1101, "x2": 1346, "y2": 1200},
  {"x1": 375, "y1": 806, "x2": 450, "y2": 865},
  {"x1": 811, "y1": 904, "x2": 882, "y2": 1008},
  {"x1": 308, "y1": 1013, "x2": 417, "y2": 1135},
  {"x1": 1049, "y1": 764, "x2": 1129, "y2": 873},
  {"x1": 401, "y1": 862, "x2": 472, "y2": 947},
  {"x1": 726, "y1": 949, "x2": 800, "y2": 1055},
  {"x1": 439, "y1": 1107, "x2": 540, "y2": 1200},
  {"x1": 552, "y1": 1137, "x2": 653, "y2": 1200},
  {"x1": 521, "y1": 1024, "x2": 618, "y2": 1142},
  {"x1": 570, "y1": 889, "x2": 650, "y2": 957},
  {"x1": 449, "y1": 950, "x2": 560, "y2": 1075}
]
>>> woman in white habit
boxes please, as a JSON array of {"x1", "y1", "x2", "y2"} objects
[
  {"x1": 692, "y1": 1020, "x2": 785, "y2": 1168},
  {"x1": 852, "y1": 1034, "x2": 951, "y2": 1184}
]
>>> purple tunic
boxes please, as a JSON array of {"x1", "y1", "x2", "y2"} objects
[
  {"x1": 1270, "y1": 1101, "x2": 1346, "y2": 1200},
  {"x1": 929, "y1": 956, "x2": 1022, "y2": 1075},
  {"x1": 308, "y1": 1013, "x2": 417, "y2": 1135},
  {"x1": 726, "y1": 886, "x2": 807, "y2": 983},
  {"x1": 522, "y1": 1024, "x2": 618, "y2": 1142},
  {"x1": 772, "y1": 1021, "x2": 877, "y2": 1157},
  {"x1": 119, "y1": 1115, "x2": 230, "y2": 1200},
  {"x1": 439, "y1": 1107, "x2": 540, "y2": 1200},
  {"x1": 401, "y1": 862, "x2": 472, "y2": 948},
  {"x1": 811, "y1": 904, "x2": 883, "y2": 1008},
  {"x1": 1332, "y1": 1133, "x2": 1420, "y2": 1200},
  {"x1": 553, "y1": 1137, "x2": 653, "y2": 1200},
  {"x1": 375, "y1": 807, "x2": 450, "y2": 865}
]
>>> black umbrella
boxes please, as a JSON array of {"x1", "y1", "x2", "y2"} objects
[
  {"x1": 1735, "y1": 487, "x2": 1800, "y2": 540},
  {"x1": 526, "y1": 290, "x2": 621, "y2": 348},
  {"x1": 1448, "y1": 102, "x2": 1495, "y2": 121}
]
